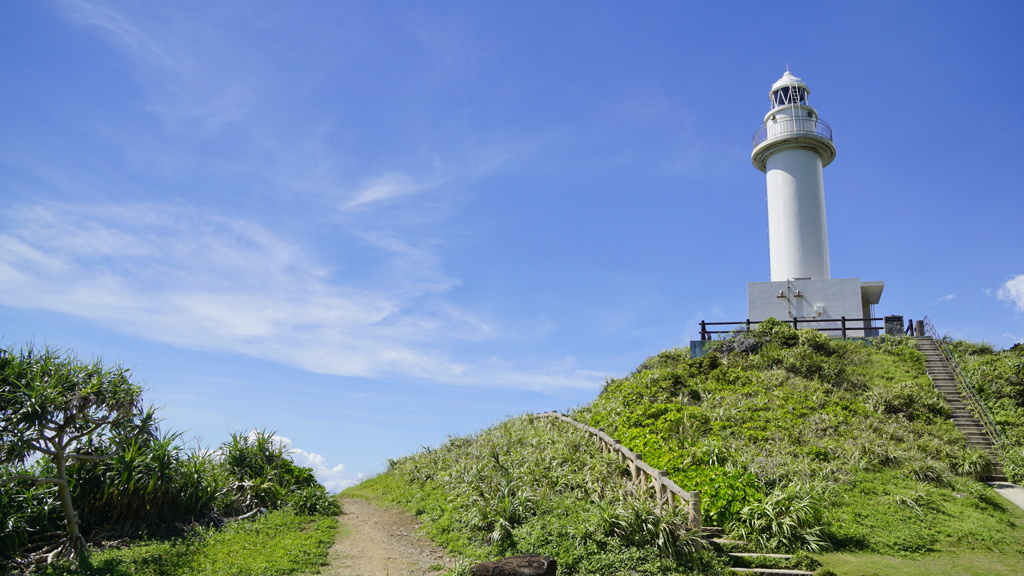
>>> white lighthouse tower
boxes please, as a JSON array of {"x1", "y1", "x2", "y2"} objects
[
  {"x1": 753, "y1": 71, "x2": 834, "y2": 282},
  {"x1": 747, "y1": 71, "x2": 883, "y2": 334}
]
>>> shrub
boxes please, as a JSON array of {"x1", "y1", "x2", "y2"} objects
[{"x1": 730, "y1": 484, "x2": 829, "y2": 552}]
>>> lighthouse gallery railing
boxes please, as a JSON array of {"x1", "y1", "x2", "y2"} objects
[{"x1": 753, "y1": 116, "x2": 833, "y2": 147}]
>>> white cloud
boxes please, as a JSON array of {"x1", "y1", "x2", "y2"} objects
[
  {"x1": 934, "y1": 294, "x2": 956, "y2": 305},
  {"x1": 997, "y1": 275, "x2": 1024, "y2": 313},
  {"x1": 0, "y1": 201, "x2": 599, "y2": 390},
  {"x1": 276, "y1": 435, "x2": 366, "y2": 493},
  {"x1": 0, "y1": 202, "x2": 451, "y2": 378},
  {"x1": 246, "y1": 432, "x2": 364, "y2": 493},
  {"x1": 342, "y1": 173, "x2": 445, "y2": 211}
]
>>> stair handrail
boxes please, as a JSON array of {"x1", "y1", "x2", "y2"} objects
[
  {"x1": 921, "y1": 316, "x2": 1007, "y2": 450},
  {"x1": 534, "y1": 411, "x2": 702, "y2": 530}
]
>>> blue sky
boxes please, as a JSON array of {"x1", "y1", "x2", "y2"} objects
[{"x1": 2, "y1": 1, "x2": 1023, "y2": 489}]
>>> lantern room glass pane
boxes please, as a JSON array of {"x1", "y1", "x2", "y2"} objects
[{"x1": 770, "y1": 86, "x2": 808, "y2": 108}]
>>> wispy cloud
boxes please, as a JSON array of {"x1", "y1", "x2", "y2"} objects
[
  {"x1": 0, "y1": 201, "x2": 597, "y2": 390},
  {"x1": 934, "y1": 294, "x2": 956, "y2": 305},
  {"x1": 30, "y1": 1, "x2": 598, "y2": 392},
  {"x1": 58, "y1": 0, "x2": 256, "y2": 129},
  {"x1": 997, "y1": 275, "x2": 1024, "y2": 313},
  {"x1": 341, "y1": 173, "x2": 446, "y2": 211}
]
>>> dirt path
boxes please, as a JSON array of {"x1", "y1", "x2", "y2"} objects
[{"x1": 319, "y1": 497, "x2": 456, "y2": 576}]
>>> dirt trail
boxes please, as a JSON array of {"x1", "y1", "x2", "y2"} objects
[{"x1": 319, "y1": 497, "x2": 455, "y2": 576}]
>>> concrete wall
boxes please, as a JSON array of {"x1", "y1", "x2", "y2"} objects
[{"x1": 748, "y1": 277, "x2": 876, "y2": 337}]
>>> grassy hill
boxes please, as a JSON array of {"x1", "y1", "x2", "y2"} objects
[
  {"x1": 944, "y1": 339, "x2": 1024, "y2": 479},
  {"x1": 354, "y1": 321, "x2": 1024, "y2": 575}
]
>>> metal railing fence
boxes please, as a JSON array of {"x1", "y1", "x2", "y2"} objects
[
  {"x1": 922, "y1": 316, "x2": 1006, "y2": 452},
  {"x1": 753, "y1": 116, "x2": 833, "y2": 147},
  {"x1": 699, "y1": 317, "x2": 883, "y2": 341}
]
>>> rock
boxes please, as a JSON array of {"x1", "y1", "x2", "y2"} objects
[{"x1": 470, "y1": 554, "x2": 557, "y2": 576}]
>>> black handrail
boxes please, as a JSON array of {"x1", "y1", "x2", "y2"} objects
[
  {"x1": 699, "y1": 316, "x2": 883, "y2": 341},
  {"x1": 753, "y1": 116, "x2": 833, "y2": 147}
]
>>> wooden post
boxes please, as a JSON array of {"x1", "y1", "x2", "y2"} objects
[
  {"x1": 687, "y1": 491, "x2": 703, "y2": 530},
  {"x1": 655, "y1": 471, "x2": 663, "y2": 510},
  {"x1": 659, "y1": 470, "x2": 672, "y2": 511}
]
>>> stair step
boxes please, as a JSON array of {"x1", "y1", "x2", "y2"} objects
[
  {"x1": 729, "y1": 565, "x2": 815, "y2": 569},
  {"x1": 702, "y1": 526, "x2": 725, "y2": 537},
  {"x1": 728, "y1": 553, "x2": 795, "y2": 559},
  {"x1": 710, "y1": 538, "x2": 749, "y2": 546}
]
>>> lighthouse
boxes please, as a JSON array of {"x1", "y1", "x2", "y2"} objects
[
  {"x1": 747, "y1": 71, "x2": 883, "y2": 335},
  {"x1": 752, "y1": 71, "x2": 834, "y2": 282}
]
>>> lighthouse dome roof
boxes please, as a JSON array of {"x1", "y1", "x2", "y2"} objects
[{"x1": 771, "y1": 71, "x2": 807, "y2": 92}]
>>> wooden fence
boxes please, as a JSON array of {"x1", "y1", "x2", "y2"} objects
[{"x1": 534, "y1": 411, "x2": 703, "y2": 530}]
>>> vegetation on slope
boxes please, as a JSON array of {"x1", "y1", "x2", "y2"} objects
[
  {"x1": 574, "y1": 321, "x2": 1023, "y2": 556},
  {"x1": 947, "y1": 340, "x2": 1024, "y2": 481},
  {"x1": 360, "y1": 321, "x2": 1024, "y2": 575},
  {"x1": 0, "y1": 344, "x2": 340, "y2": 573},
  {"x1": 356, "y1": 416, "x2": 726, "y2": 575}
]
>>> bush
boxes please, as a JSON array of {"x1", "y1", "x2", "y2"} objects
[
  {"x1": 357, "y1": 416, "x2": 719, "y2": 575},
  {"x1": 731, "y1": 484, "x2": 829, "y2": 552},
  {"x1": 575, "y1": 328, "x2": 1018, "y2": 555}
]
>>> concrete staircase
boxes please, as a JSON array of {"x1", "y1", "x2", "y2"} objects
[
  {"x1": 704, "y1": 528, "x2": 814, "y2": 575},
  {"x1": 916, "y1": 337, "x2": 1006, "y2": 481}
]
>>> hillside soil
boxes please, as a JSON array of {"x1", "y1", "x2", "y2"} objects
[{"x1": 317, "y1": 497, "x2": 454, "y2": 576}]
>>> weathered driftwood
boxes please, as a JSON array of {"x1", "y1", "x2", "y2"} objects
[{"x1": 534, "y1": 412, "x2": 702, "y2": 530}]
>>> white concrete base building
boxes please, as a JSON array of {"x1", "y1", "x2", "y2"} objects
[{"x1": 748, "y1": 279, "x2": 884, "y2": 337}]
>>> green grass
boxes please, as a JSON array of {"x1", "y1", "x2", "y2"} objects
[
  {"x1": 353, "y1": 417, "x2": 726, "y2": 575},
  {"x1": 572, "y1": 327, "x2": 1022, "y2": 556},
  {"x1": 354, "y1": 325, "x2": 1024, "y2": 575},
  {"x1": 31, "y1": 509, "x2": 338, "y2": 576},
  {"x1": 819, "y1": 549, "x2": 1024, "y2": 576},
  {"x1": 946, "y1": 340, "x2": 1024, "y2": 482}
]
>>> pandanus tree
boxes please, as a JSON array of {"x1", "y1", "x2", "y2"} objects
[{"x1": 0, "y1": 345, "x2": 144, "y2": 563}]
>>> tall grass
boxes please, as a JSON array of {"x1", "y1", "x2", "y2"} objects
[
  {"x1": 356, "y1": 416, "x2": 724, "y2": 576},
  {"x1": 2, "y1": 427, "x2": 338, "y2": 571},
  {"x1": 573, "y1": 322, "x2": 1022, "y2": 554},
  {"x1": 947, "y1": 340, "x2": 1024, "y2": 482}
]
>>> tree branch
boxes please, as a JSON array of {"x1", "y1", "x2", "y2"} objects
[
  {"x1": 26, "y1": 442, "x2": 56, "y2": 457},
  {"x1": 0, "y1": 474, "x2": 67, "y2": 488},
  {"x1": 66, "y1": 421, "x2": 105, "y2": 444},
  {"x1": 66, "y1": 450, "x2": 117, "y2": 463}
]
